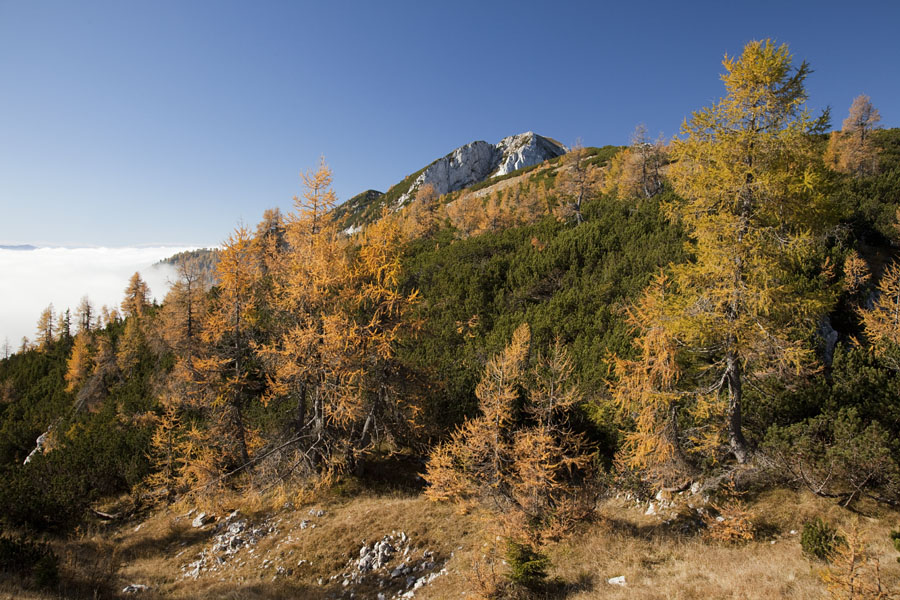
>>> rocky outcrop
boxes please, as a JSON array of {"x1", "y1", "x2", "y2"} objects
[
  {"x1": 23, "y1": 427, "x2": 52, "y2": 465},
  {"x1": 494, "y1": 132, "x2": 568, "y2": 176},
  {"x1": 396, "y1": 132, "x2": 566, "y2": 206}
]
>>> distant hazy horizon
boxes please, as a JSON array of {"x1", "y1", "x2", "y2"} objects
[{"x1": 0, "y1": 246, "x2": 202, "y2": 349}]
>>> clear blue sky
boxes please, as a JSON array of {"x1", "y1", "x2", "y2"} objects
[{"x1": 2, "y1": 0, "x2": 898, "y2": 247}]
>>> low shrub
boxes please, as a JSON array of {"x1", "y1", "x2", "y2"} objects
[
  {"x1": 801, "y1": 517, "x2": 844, "y2": 561},
  {"x1": 0, "y1": 531, "x2": 59, "y2": 588},
  {"x1": 505, "y1": 539, "x2": 550, "y2": 589}
]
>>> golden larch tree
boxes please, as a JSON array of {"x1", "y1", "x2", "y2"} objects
[
  {"x1": 859, "y1": 261, "x2": 900, "y2": 370},
  {"x1": 121, "y1": 272, "x2": 151, "y2": 319},
  {"x1": 256, "y1": 157, "x2": 356, "y2": 474},
  {"x1": 34, "y1": 305, "x2": 55, "y2": 349},
  {"x1": 195, "y1": 225, "x2": 260, "y2": 468},
  {"x1": 602, "y1": 125, "x2": 668, "y2": 200},
  {"x1": 826, "y1": 94, "x2": 882, "y2": 176},
  {"x1": 65, "y1": 333, "x2": 93, "y2": 393},
  {"x1": 616, "y1": 40, "x2": 832, "y2": 465},
  {"x1": 294, "y1": 156, "x2": 338, "y2": 237},
  {"x1": 425, "y1": 324, "x2": 595, "y2": 551},
  {"x1": 553, "y1": 142, "x2": 599, "y2": 223}
]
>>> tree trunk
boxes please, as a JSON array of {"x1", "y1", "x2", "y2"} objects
[
  {"x1": 294, "y1": 381, "x2": 307, "y2": 435},
  {"x1": 311, "y1": 385, "x2": 325, "y2": 469},
  {"x1": 665, "y1": 403, "x2": 694, "y2": 473},
  {"x1": 725, "y1": 352, "x2": 750, "y2": 463},
  {"x1": 231, "y1": 400, "x2": 251, "y2": 466}
]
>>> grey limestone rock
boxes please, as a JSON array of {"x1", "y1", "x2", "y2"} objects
[{"x1": 396, "y1": 132, "x2": 566, "y2": 206}]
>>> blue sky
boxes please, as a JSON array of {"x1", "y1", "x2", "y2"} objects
[{"x1": 1, "y1": 0, "x2": 899, "y2": 247}]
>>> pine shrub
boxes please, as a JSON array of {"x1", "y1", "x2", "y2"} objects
[
  {"x1": 0, "y1": 532, "x2": 59, "y2": 588},
  {"x1": 801, "y1": 518, "x2": 844, "y2": 561},
  {"x1": 505, "y1": 540, "x2": 550, "y2": 589}
]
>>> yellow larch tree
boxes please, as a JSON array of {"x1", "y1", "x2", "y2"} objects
[
  {"x1": 195, "y1": 225, "x2": 260, "y2": 469},
  {"x1": 116, "y1": 316, "x2": 145, "y2": 374},
  {"x1": 400, "y1": 183, "x2": 443, "y2": 239},
  {"x1": 425, "y1": 323, "x2": 531, "y2": 500},
  {"x1": 615, "y1": 40, "x2": 833, "y2": 465},
  {"x1": 34, "y1": 304, "x2": 55, "y2": 350},
  {"x1": 65, "y1": 332, "x2": 94, "y2": 393},
  {"x1": 826, "y1": 95, "x2": 882, "y2": 176},
  {"x1": 260, "y1": 161, "x2": 422, "y2": 478},
  {"x1": 121, "y1": 272, "x2": 151, "y2": 319},
  {"x1": 859, "y1": 261, "x2": 900, "y2": 371},
  {"x1": 347, "y1": 213, "x2": 422, "y2": 463},
  {"x1": 602, "y1": 125, "x2": 668, "y2": 201},
  {"x1": 257, "y1": 157, "x2": 355, "y2": 474},
  {"x1": 610, "y1": 273, "x2": 688, "y2": 474},
  {"x1": 425, "y1": 324, "x2": 595, "y2": 553},
  {"x1": 445, "y1": 192, "x2": 483, "y2": 238},
  {"x1": 294, "y1": 156, "x2": 338, "y2": 236},
  {"x1": 554, "y1": 142, "x2": 600, "y2": 223}
]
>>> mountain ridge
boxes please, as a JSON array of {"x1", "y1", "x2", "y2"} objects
[{"x1": 333, "y1": 132, "x2": 567, "y2": 231}]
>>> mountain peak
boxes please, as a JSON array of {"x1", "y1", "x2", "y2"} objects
[
  {"x1": 333, "y1": 133, "x2": 568, "y2": 231},
  {"x1": 494, "y1": 132, "x2": 568, "y2": 177},
  {"x1": 395, "y1": 132, "x2": 567, "y2": 205}
]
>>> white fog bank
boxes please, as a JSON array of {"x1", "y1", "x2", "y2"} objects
[{"x1": 0, "y1": 246, "x2": 202, "y2": 349}]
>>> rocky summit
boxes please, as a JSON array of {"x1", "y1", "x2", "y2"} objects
[{"x1": 396, "y1": 132, "x2": 567, "y2": 205}]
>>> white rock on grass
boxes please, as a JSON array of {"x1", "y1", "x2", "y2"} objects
[
  {"x1": 192, "y1": 512, "x2": 214, "y2": 528},
  {"x1": 607, "y1": 575, "x2": 627, "y2": 586}
]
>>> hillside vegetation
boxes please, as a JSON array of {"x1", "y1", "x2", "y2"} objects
[{"x1": 1, "y1": 40, "x2": 900, "y2": 599}]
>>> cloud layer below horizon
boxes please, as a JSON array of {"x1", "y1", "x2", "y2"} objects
[{"x1": 0, "y1": 246, "x2": 201, "y2": 348}]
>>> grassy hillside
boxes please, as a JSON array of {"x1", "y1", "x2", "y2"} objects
[{"x1": 2, "y1": 487, "x2": 896, "y2": 599}]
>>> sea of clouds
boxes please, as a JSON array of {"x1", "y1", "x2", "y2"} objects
[{"x1": 0, "y1": 246, "x2": 202, "y2": 349}]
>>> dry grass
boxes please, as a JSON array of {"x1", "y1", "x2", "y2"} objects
[
  {"x1": 544, "y1": 491, "x2": 900, "y2": 600},
  {"x1": 1, "y1": 487, "x2": 897, "y2": 599},
  {"x1": 110, "y1": 486, "x2": 482, "y2": 599}
]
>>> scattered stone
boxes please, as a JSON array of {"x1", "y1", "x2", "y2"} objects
[
  {"x1": 122, "y1": 583, "x2": 149, "y2": 593},
  {"x1": 192, "y1": 512, "x2": 214, "y2": 528},
  {"x1": 335, "y1": 532, "x2": 447, "y2": 598},
  {"x1": 645, "y1": 502, "x2": 657, "y2": 516},
  {"x1": 608, "y1": 575, "x2": 627, "y2": 586},
  {"x1": 181, "y1": 514, "x2": 277, "y2": 579}
]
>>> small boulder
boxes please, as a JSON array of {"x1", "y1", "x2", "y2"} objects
[
  {"x1": 607, "y1": 575, "x2": 626, "y2": 586},
  {"x1": 192, "y1": 512, "x2": 214, "y2": 528}
]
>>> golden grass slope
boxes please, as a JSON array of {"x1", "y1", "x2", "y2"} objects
[{"x1": 1, "y1": 487, "x2": 897, "y2": 599}]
